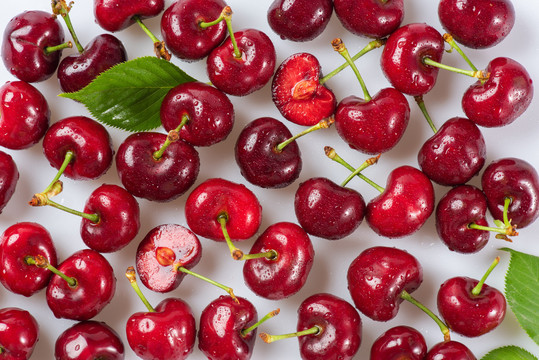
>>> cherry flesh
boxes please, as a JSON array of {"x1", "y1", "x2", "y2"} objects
[
  {"x1": 334, "y1": 0, "x2": 404, "y2": 38},
  {"x1": 55, "y1": 320, "x2": 125, "y2": 360},
  {"x1": 0, "y1": 308, "x2": 39, "y2": 360},
  {"x1": 0, "y1": 81, "x2": 50, "y2": 150},
  {"x1": 94, "y1": 0, "x2": 165, "y2": 32},
  {"x1": 267, "y1": 0, "x2": 333, "y2": 42},
  {"x1": 0, "y1": 151, "x2": 18, "y2": 214},
  {"x1": 370, "y1": 325, "x2": 427, "y2": 360},
  {"x1": 426, "y1": 341, "x2": 476, "y2": 360},
  {"x1": 271, "y1": 52, "x2": 336, "y2": 126}
]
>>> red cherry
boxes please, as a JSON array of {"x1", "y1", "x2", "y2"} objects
[
  {"x1": 94, "y1": 0, "x2": 165, "y2": 32},
  {"x1": 334, "y1": 0, "x2": 404, "y2": 38},
  {"x1": 0, "y1": 151, "x2": 18, "y2": 213},
  {"x1": 370, "y1": 325, "x2": 427, "y2": 360},
  {"x1": 0, "y1": 308, "x2": 39, "y2": 359},
  {"x1": 426, "y1": 341, "x2": 476, "y2": 360}
]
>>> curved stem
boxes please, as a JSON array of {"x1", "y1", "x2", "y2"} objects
[
  {"x1": 126, "y1": 267, "x2": 155, "y2": 312},
  {"x1": 332, "y1": 38, "x2": 371, "y2": 101},
  {"x1": 471, "y1": 256, "x2": 500, "y2": 296},
  {"x1": 259, "y1": 325, "x2": 321, "y2": 344},
  {"x1": 469, "y1": 197, "x2": 518, "y2": 240},
  {"x1": 240, "y1": 249, "x2": 278, "y2": 261},
  {"x1": 26, "y1": 255, "x2": 77, "y2": 288},
  {"x1": 276, "y1": 117, "x2": 334, "y2": 151},
  {"x1": 153, "y1": 117, "x2": 188, "y2": 160},
  {"x1": 414, "y1": 95, "x2": 438, "y2": 134},
  {"x1": 52, "y1": 0, "x2": 84, "y2": 53},
  {"x1": 43, "y1": 151, "x2": 74, "y2": 194},
  {"x1": 29, "y1": 196, "x2": 99, "y2": 223},
  {"x1": 44, "y1": 41, "x2": 73, "y2": 55},
  {"x1": 400, "y1": 290, "x2": 451, "y2": 342},
  {"x1": 133, "y1": 16, "x2": 171, "y2": 60},
  {"x1": 340, "y1": 154, "x2": 380, "y2": 187},
  {"x1": 443, "y1": 33, "x2": 477, "y2": 72},
  {"x1": 217, "y1": 214, "x2": 244, "y2": 260},
  {"x1": 221, "y1": 7, "x2": 241, "y2": 59},
  {"x1": 423, "y1": 57, "x2": 488, "y2": 80},
  {"x1": 241, "y1": 308, "x2": 280, "y2": 337},
  {"x1": 175, "y1": 265, "x2": 237, "y2": 302}
]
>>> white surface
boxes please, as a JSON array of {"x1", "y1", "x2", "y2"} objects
[{"x1": 1, "y1": 0, "x2": 539, "y2": 359}]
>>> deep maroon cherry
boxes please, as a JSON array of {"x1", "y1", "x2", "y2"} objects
[
  {"x1": 334, "y1": 0, "x2": 404, "y2": 38},
  {"x1": 381, "y1": 23, "x2": 444, "y2": 96},
  {"x1": 55, "y1": 320, "x2": 125, "y2": 360},
  {"x1": 160, "y1": 81, "x2": 234, "y2": 147},
  {"x1": 462, "y1": 57, "x2": 533, "y2": 128},
  {"x1": 294, "y1": 177, "x2": 366, "y2": 240},
  {"x1": 0, "y1": 308, "x2": 39, "y2": 359},
  {"x1": 2, "y1": 10, "x2": 66, "y2": 83},
  {"x1": 438, "y1": 0, "x2": 515, "y2": 49},
  {"x1": 267, "y1": 0, "x2": 333, "y2": 42},
  {"x1": 58, "y1": 33, "x2": 127, "y2": 93},
  {"x1": 0, "y1": 81, "x2": 50, "y2": 150},
  {"x1": 426, "y1": 341, "x2": 476, "y2": 360},
  {"x1": 94, "y1": 0, "x2": 165, "y2": 32},
  {"x1": 272, "y1": 52, "x2": 336, "y2": 126},
  {"x1": 0, "y1": 151, "x2": 18, "y2": 214},
  {"x1": 161, "y1": 0, "x2": 228, "y2": 61},
  {"x1": 418, "y1": 116, "x2": 486, "y2": 186},
  {"x1": 0, "y1": 222, "x2": 57, "y2": 297},
  {"x1": 370, "y1": 325, "x2": 427, "y2": 360}
]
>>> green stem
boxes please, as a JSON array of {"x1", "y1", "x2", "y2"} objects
[
  {"x1": 400, "y1": 290, "x2": 451, "y2": 342},
  {"x1": 126, "y1": 267, "x2": 155, "y2": 312},
  {"x1": 41, "y1": 198, "x2": 100, "y2": 223},
  {"x1": 176, "y1": 265, "x2": 237, "y2": 301},
  {"x1": 469, "y1": 197, "x2": 518, "y2": 239},
  {"x1": 471, "y1": 256, "x2": 500, "y2": 296},
  {"x1": 199, "y1": 9, "x2": 225, "y2": 29},
  {"x1": 443, "y1": 33, "x2": 478, "y2": 72},
  {"x1": 414, "y1": 96, "x2": 437, "y2": 133},
  {"x1": 133, "y1": 16, "x2": 171, "y2": 60},
  {"x1": 26, "y1": 255, "x2": 77, "y2": 288},
  {"x1": 332, "y1": 38, "x2": 371, "y2": 101},
  {"x1": 44, "y1": 41, "x2": 73, "y2": 55},
  {"x1": 276, "y1": 117, "x2": 334, "y2": 152},
  {"x1": 340, "y1": 154, "x2": 380, "y2": 187},
  {"x1": 260, "y1": 325, "x2": 321, "y2": 343},
  {"x1": 240, "y1": 249, "x2": 278, "y2": 261},
  {"x1": 43, "y1": 151, "x2": 74, "y2": 194},
  {"x1": 241, "y1": 308, "x2": 280, "y2": 337},
  {"x1": 153, "y1": 117, "x2": 188, "y2": 160},
  {"x1": 467, "y1": 223, "x2": 511, "y2": 235},
  {"x1": 134, "y1": 15, "x2": 159, "y2": 43},
  {"x1": 217, "y1": 214, "x2": 244, "y2": 260},
  {"x1": 423, "y1": 57, "x2": 488, "y2": 80},
  {"x1": 221, "y1": 7, "x2": 241, "y2": 59},
  {"x1": 53, "y1": 0, "x2": 84, "y2": 53}
]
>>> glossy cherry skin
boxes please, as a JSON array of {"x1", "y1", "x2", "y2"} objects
[
  {"x1": 55, "y1": 320, "x2": 125, "y2": 360},
  {"x1": 94, "y1": 0, "x2": 165, "y2": 32},
  {"x1": 115, "y1": 132, "x2": 200, "y2": 202},
  {"x1": 366, "y1": 166, "x2": 435, "y2": 238},
  {"x1": 381, "y1": 23, "x2": 444, "y2": 96},
  {"x1": 334, "y1": 0, "x2": 404, "y2": 38},
  {"x1": 297, "y1": 293, "x2": 362, "y2": 360},
  {"x1": 335, "y1": 87, "x2": 410, "y2": 154},
  {"x1": 81, "y1": 184, "x2": 141, "y2": 253},
  {"x1": 207, "y1": 29, "x2": 276, "y2": 96},
  {"x1": 267, "y1": 0, "x2": 333, "y2": 42},
  {"x1": 294, "y1": 177, "x2": 365, "y2": 240},
  {"x1": 46, "y1": 248, "x2": 116, "y2": 321},
  {"x1": 235, "y1": 117, "x2": 302, "y2": 189},
  {"x1": 0, "y1": 151, "x2": 18, "y2": 214},
  {"x1": 0, "y1": 222, "x2": 57, "y2": 297},
  {"x1": 160, "y1": 81, "x2": 234, "y2": 147},
  {"x1": 438, "y1": 0, "x2": 515, "y2": 49},
  {"x1": 0, "y1": 308, "x2": 39, "y2": 359},
  {"x1": 126, "y1": 297, "x2": 196, "y2": 360},
  {"x1": 347, "y1": 246, "x2": 423, "y2": 321},
  {"x1": 370, "y1": 325, "x2": 427, "y2": 360},
  {"x1": 272, "y1": 52, "x2": 336, "y2": 126},
  {"x1": 481, "y1": 157, "x2": 539, "y2": 229},
  {"x1": 436, "y1": 185, "x2": 490, "y2": 254},
  {"x1": 437, "y1": 276, "x2": 506, "y2": 337},
  {"x1": 425, "y1": 341, "x2": 476, "y2": 360},
  {"x1": 42, "y1": 116, "x2": 114, "y2": 180},
  {"x1": 462, "y1": 57, "x2": 533, "y2": 128},
  {"x1": 161, "y1": 0, "x2": 227, "y2": 61},
  {"x1": 185, "y1": 178, "x2": 262, "y2": 242},
  {"x1": 243, "y1": 222, "x2": 314, "y2": 300},
  {"x1": 418, "y1": 117, "x2": 486, "y2": 186},
  {"x1": 136, "y1": 224, "x2": 202, "y2": 293},
  {"x1": 58, "y1": 34, "x2": 127, "y2": 93},
  {"x1": 2, "y1": 10, "x2": 65, "y2": 83},
  {"x1": 198, "y1": 295, "x2": 258, "y2": 360},
  {"x1": 0, "y1": 81, "x2": 50, "y2": 150}
]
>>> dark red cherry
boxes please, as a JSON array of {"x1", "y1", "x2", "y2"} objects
[
  {"x1": 426, "y1": 340, "x2": 476, "y2": 360},
  {"x1": 370, "y1": 325, "x2": 427, "y2": 360},
  {"x1": 0, "y1": 308, "x2": 39, "y2": 359},
  {"x1": 0, "y1": 151, "x2": 18, "y2": 213},
  {"x1": 94, "y1": 0, "x2": 165, "y2": 32},
  {"x1": 334, "y1": 0, "x2": 404, "y2": 38}
]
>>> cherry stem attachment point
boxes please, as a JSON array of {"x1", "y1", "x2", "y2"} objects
[
  {"x1": 471, "y1": 256, "x2": 500, "y2": 296},
  {"x1": 153, "y1": 117, "x2": 188, "y2": 160},
  {"x1": 259, "y1": 325, "x2": 321, "y2": 344},
  {"x1": 26, "y1": 254, "x2": 77, "y2": 288},
  {"x1": 174, "y1": 264, "x2": 238, "y2": 303},
  {"x1": 414, "y1": 95, "x2": 438, "y2": 134},
  {"x1": 52, "y1": 0, "x2": 84, "y2": 53},
  {"x1": 133, "y1": 16, "x2": 171, "y2": 61},
  {"x1": 332, "y1": 38, "x2": 371, "y2": 101},
  {"x1": 468, "y1": 197, "x2": 518, "y2": 240},
  {"x1": 423, "y1": 57, "x2": 489, "y2": 80},
  {"x1": 217, "y1": 214, "x2": 245, "y2": 260},
  {"x1": 241, "y1": 308, "x2": 280, "y2": 337},
  {"x1": 400, "y1": 290, "x2": 451, "y2": 342},
  {"x1": 276, "y1": 117, "x2": 334, "y2": 152},
  {"x1": 443, "y1": 33, "x2": 478, "y2": 72},
  {"x1": 44, "y1": 41, "x2": 73, "y2": 55},
  {"x1": 340, "y1": 154, "x2": 380, "y2": 187},
  {"x1": 239, "y1": 249, "x2": 278, "y2": 262},
  {"x1": 126, "y1": 266, "x2": 155, "y2": 312}
]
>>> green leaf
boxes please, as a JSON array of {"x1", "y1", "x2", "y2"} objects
[
  {"x1": 480, "y1": 345, "x2": 538, "y2": 360},
  {"x1": 60, "y1": 56, "x2": 197, "y2": 132},
  {"x1": 501, "y1": 247, "x2": 539, "y2": 345}
]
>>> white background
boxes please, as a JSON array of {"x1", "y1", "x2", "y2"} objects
[{"x1": 1, "y1": 0, "x2": 539, "y2": 359}]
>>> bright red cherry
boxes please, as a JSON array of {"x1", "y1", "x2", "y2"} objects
[
  {"x1": 0, "y1": 308, "x2": 39, "y2": 359},
  {"x1": 94, "y1": 0, "x2": 165, "y2": 32},
  {"x1": 426, "y1": 341, "x2": 476, "y2": 360},
  {"x1": 0, "y1": 151, "x2": 18, "y2": 213},
  {"x1": 334, "y1": 0, "x2": 404, "y2": 38},
  {"x1": 370, "y1": 325, "x2": 427, "y2": 360}
]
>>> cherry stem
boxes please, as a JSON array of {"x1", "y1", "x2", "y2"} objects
[
  {"x1": 241, "y1": 308, "x2": 280, "y2": 337},
  {"x1": 259, "y1": 325, "x2": 321, "y2": 344},
  {"x1": 423, "y1": 57, "x2": 489, "y2": 80},
  {"x1": 324, "y1": 146, "x2": 384, "y2": 193},
  {"x1": 320, "y1": 38, "x2": 385, "y2": 85},
  {"x1": 52, "y1": 0, "x2": 84, "y2": 53},
  {"x1": 400, "y1": 290, "x2": 451, "y2": 342},
  {"x1": 239, "y1": 249, "x2": 278, "y2": 262},
  {"x1": 443, "y1": 33, "x2": 478, "y2": 72},
  {"x1": 220, "y1": 7, "x2": 241, "y2": 59},
  {"x1": 41, "y1": 151, "x2": 74, "y2": 196},
  {"x1": 153, "y1": 118, "x2": 188, "y2": 160},
  {"x1": 133, "y1": 16, "x2": 171, "y2": 61},
  {"x1": 414, "y1": 95, "x2": 438, "y2": 133},
  {"x1": 174, "y1": 264, "x2": 238, "y2": 302},
  {"x1": 340, "y1": 154, "x2": 380, "y2": 187},
  {"x1": 25, "y1": 254, "x2": 77, "y2": 288},
  {"x1": 468, "y1": 197, "x2": 518, "y2": 240},
  {"x1": 28, "y1": 195, "x2": 100, "y2": 223},
  {"x1": 44, "y1": 41, "x2": 73, "y2": 55},
  {"x1": 126, "y1": 266, "x2": 155, "y2": 312},
  {"x1": 217, "y1": 214, "x2": 245, "y2": 260},
  {"x1": 276, "y1": 117, "x2": 334, "y2": 152},
  {"x1": 332, "y1": 38, "x2": 371, "y2": 101},
  {"x1": 471, "y1": 256, "x2": 500, "y2": 296},
  {"x1": 199, "y1": 7, "x2": 226, "y2": 29}
]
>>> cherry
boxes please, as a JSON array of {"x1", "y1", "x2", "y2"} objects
[
  {"x1": 94, "y1": 0, "x2": 165, "y2": 32},
  {"x1": 370, "y1": 325, "x2": 427, "y2": 360},
  {"x1": 160, "y1": 81, "x2": 234, "y2": 147},
  {"x1": 438, "y1": 0, "x2": 515, "y2": 49},
  {"x1": 437, "y1": 257, "x2": 506, "y2": 337},
  {"x1": 2, "y1": 10, "x2": 68, "y2": 83},
  {"x1": 425, "y1": 341, "x2": 476, "y2": 360},
  {"x1": 267, "y1": 0, "x2": 333, "y2": 42},
  {"x1": 380, "y1": 23, "x2": 444, "y2": 96},
  {"x1": 462, "y1": 57, "x2": 533, "y2": 128},
  {"x1": 334, "y1": 0, "x2": 404, "y2": 38},
  {"x1": 0, "y1": 308, "x2": 39, "y2": 359},
  {"x1": 260, "y1": 293, "x2": 362, "y2": 360},
  {"x1": 54, "y1": 320, "x2": 125, "y2": 360},
  {"x1": 115, "y1": 131, "x2": 200, "y2": 202},
  {"x1": 161, "y1": 0, "x2": 228, "y2": 61},
  {"x1": 0, "y1": 222, "x2": 57, "y2": 297},
  {"x1": 0, "y1": 81, "x2": 50, "y2": 150},
  {"x1": 242, "y1": 222, "x2": 314, "y2": 300},
  {"x1": 272, "y1": 52, "x2": 336, "y2": 126},
  {"x1": 0, "y1": 151, "x2": 18, "y2": 214}
]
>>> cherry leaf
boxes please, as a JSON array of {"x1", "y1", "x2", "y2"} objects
[
  {"x1": 480, "y1": 345, "x2": 538, "y2": 360},
  {"x1": 60, "y1": 57, "x2": 197, "y2": 132},
  {"x1": 501, "y1": 247, "x2": 539, "y2": 345}
]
